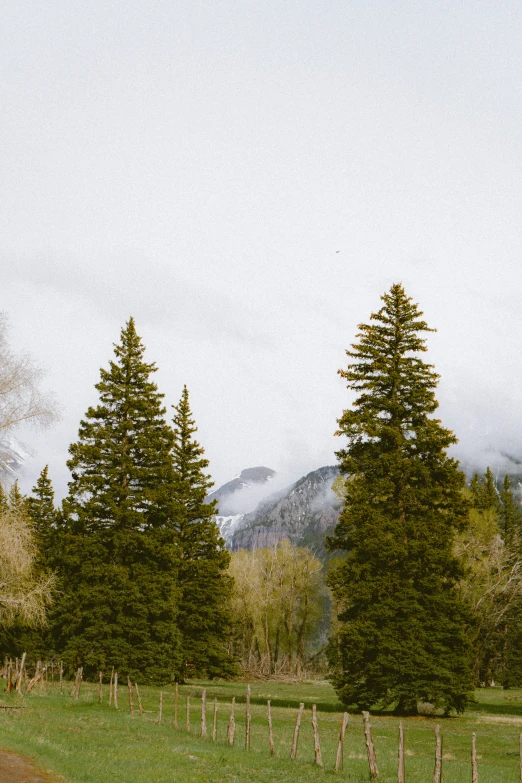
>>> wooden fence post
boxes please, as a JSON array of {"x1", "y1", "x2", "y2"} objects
[
  {"x1": 227, "y1": 697, "x2": 236, "y2": 745},
  {"x1": 74, "y1": 667, "x2": 83, "y2": 701},
  {"x1": 174, "y1": 683, "x2": 178, "y2": 729},
  {"x1": 114, "y1": 671, "x2": 118, "y2": 709},
  {"x1": 362, "y1": 711, "x2": 379, "y2": 779},
  {"x1": 70, "y1": 668, "x2": 78, "y2": 698},
  {"x1": 472, "y1": 732, "x2": 479, "y2": 783},
  {"x1": 15, "y1": 653, "x2": 26, "y2": 693},
  {"x1": 312, "y1": 704, "x2": 323, "y2": 766},
  {"x1": 186, "y1": 695, "x2": 191, "y2": 732},
  {"x1": 212, "y1": 698, "x2": 218, "y2": 743},
  {"x1": 201, "y1": 688, "x2": 207, "y2": 737},
  {"x1": 267, "y1": 700, "x2": 275, "y2": 755},
  {"x1": 128, "y1": 677, "x2": 134, "y2": 714},
  {"x1": 290, "y1": 703, "x2": 305, "y2": 759},
  {"x1": 109, "y1": 667, "x2": 114, "y2": 706},
  {"x1": 6, "y1": 660, "x2": 12, "y2": 693},
  {"x1": 135, "y1": 683, "x2": 143, "y2": 713},
  {"x1": 433, "y1": 724, "x2": 442, "y2": 783},
  {"x1": 158, "y1": 691, "x2": 163, "y2": 723},
  {"x1": 59, "y1": 662, "x2": 63, "y2": 695},
  {"x1": 98, "y1": 671, "x2": 103, "y2": 704},
  {"x1": 25, "y1": 664, "x2": 46, "y2": 694},
  {"x1": 398, "y1": 721, "x2": 405, "y2": 783},
  {"x1": 334, "y1": 712, "x2": 349, "y2": 772},
  {"x1": 245, "y1": 685, "x2": 251, "y2": 750}
]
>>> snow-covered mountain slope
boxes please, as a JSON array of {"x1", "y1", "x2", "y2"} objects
[
  {"x1": 229, "y1": 466, "x2": 340, "y2": 556},
  {"x1": 0, "y1": 437, "x2": 31, "y2": 478},
  {"x1": 208, "y1": 466, "x2": 276, "y2": 516},
  {"x1": 211, "y1": 464, "x2": 341, "y2": 555}
]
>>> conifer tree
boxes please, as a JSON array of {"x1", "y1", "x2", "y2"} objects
[
  {"x1": 27, "y1": 466, "x2": 56, "y2": 564},
  {"x1": 470, "y1": 467, "x2": 500, "y2": 513},
  {"x1": 499, "y1": 475, "x2": 522, "y2": 546},
  {"x1": 171, "y1": 386, "x2": 236, "y2": 679},
  {"x1": 0, "y1": 484, "x2": 7, "y2": 513},
  {"x1": 328, "y1": 283, "x2": 473, "y2": 715},
  {"x1": 8, "y1": 480, "x2": 25, "y2": 510},
  {"x1": 53, "y1": 319, "x2": 181, "y2": 682}
]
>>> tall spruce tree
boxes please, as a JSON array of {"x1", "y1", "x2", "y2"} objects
[
  {"x1": 171, "y1": 386, "x2": 236, "y2": 679},
  {"x1": 53, "y1": 319, "x2": 181, "y2": 682},
  {"x1": 328, "y1": 283, "x2": 473, "y2": 715}
]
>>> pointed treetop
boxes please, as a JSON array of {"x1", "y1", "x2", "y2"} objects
[
  {"x1": 470, "y1": 468, "x2": 500, "y2": 512},
  {"x1": 8, "y1": 480, "x2": 25, "y2": 510},
  {"x1": 172, "y1": 385, "x2": 213, "y2": 496},
  {"x1": 338, "y1": 282, "x2": 444, "y2": 442},
  {"x1": 30, "y1": 465, "x2": 55, "y2": 511}
]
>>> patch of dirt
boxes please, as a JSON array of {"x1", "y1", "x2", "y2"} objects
[{"x1": 0, "y1": 749, "x2": 62, "y2": 783}]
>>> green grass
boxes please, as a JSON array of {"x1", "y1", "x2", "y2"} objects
[{"x1": 1, "y1": 679, "x2": 522, "y2": 782}]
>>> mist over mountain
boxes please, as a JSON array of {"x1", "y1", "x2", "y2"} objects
[
  {"x1": 207, "y1": 466, "x2": 276, "y2": 515},
  {"x1": 213, "y1": 458, "x2": 522, "y2": 558},
  {"x1": 0, "y1": 437, "x2": 31, "y2": 480},
  {"x1": 212, "y1": 465, "x2": 341, "y2": 556}
]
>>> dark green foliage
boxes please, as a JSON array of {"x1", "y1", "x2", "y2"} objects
[
  {"x1": 171, "y1": 386, "x2": 236, "y2": 679},
  {"x1": 8, "y1": 480, "x2": 25, "y2": 511},
  {"x1": 27, "y1": 466, "x2": 57, "y2": 567},
  {"x1": 470, "y1": 467, "x2": 500, "y2": 513},
  {"x1": 499, "y1": 475, "x2": 522, "y2": 547},
  {"x1": 52, "y1": 319, "x2": 181, "y2": 682},
  {"x1": 327, "y1": 283, "x2": 474, "y2": 715},
  {"x1": 0, "y1": 483, "x2": 8, "y2": 513}
]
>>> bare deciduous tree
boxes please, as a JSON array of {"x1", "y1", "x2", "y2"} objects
[{"x1": 0, "y1": 312, "x2": 60, "y2": 474}]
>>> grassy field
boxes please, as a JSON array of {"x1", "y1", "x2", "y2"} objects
[{"x1": 1, "y1": 678, "x2": 522, "y2": 782}]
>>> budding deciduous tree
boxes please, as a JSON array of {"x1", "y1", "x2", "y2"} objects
[
  {"x1": 229, "y1": 540, "x2": 325, "y2": 676},
  {"x1": 0, "y1": 489, "x2": 55, "y2": 627},
  {"x1": 0, "y1": 313, "x2": 59, "y2": 434}
]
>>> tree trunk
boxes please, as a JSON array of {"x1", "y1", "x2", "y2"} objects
[{"x1": 393, "y1": 695, "x2": 418, "y2": 716}]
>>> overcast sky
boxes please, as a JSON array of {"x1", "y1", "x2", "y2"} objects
[{"x1": 2, "y1": 1, "x2": 522, "y2": 497}]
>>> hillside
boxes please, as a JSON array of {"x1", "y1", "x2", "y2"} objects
[{"x1": 211, "y1": 465, "x2": 341, "y2": 556}]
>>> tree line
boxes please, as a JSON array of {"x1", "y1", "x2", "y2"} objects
[
  {"x1": 1, "y1": 286, "x2": 522, "y2": 714},
  {"x1": 0, "y1": 319, "x2": 235, "y2": 682}
]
